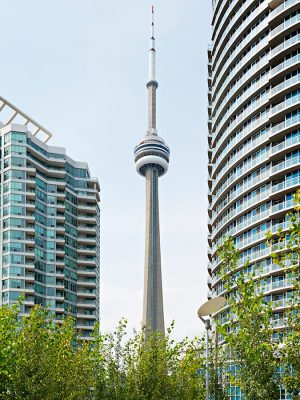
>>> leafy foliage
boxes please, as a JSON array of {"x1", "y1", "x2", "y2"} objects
[
  {"x1": 266, "y1": 190, "x2": 300, "y2": 399},
  {"x1": 0, "y1": 307, "x2": 206, "y2": 400},
  {"x1": 92, "y1": 320, "x2": 206, "y2": 400},
  {"x1": 217, "y1": 238, "x2": 280, "y2": 400},
  {"x1": 215, "y1": 190, "x2": 300, "y2": 399}
]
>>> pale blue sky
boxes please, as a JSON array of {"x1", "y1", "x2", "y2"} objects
[{"x1": 1, "y1": 0, "x2": 212, "y2": 338}]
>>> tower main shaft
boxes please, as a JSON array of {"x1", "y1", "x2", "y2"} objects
[
  {"x1": 134, "y1": 6, "x2": 170, "y2": 334},
  {"x1": 144, "y1": 166, "x2": 164, "y2": 333}
]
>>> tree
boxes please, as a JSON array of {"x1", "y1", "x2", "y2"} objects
[
  {"x1": 267, "y1": 190, "x2": 300, "y2": 399},
  {"x1": 92, "y1": 320, "x2": 207, "y2": 400},
  {"x1": 0, "y1": 305, "x2": 94, "y2": 400},
  {"x1": 0, "y1": 301, "x2": 19, "y2": 399},
  {"x1": 217, "y1": 238, "x2": 280, "y2": 400}
]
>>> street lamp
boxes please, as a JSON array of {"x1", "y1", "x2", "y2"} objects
[{"x1": 197, "y1": 296, "x2": 226, "y2": 400}]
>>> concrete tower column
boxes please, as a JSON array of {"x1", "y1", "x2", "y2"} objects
[
  {"x1": 134, "y1": 6, "x2": 170, "y2": 336},
  {"x1": 143, "y1": 165, "x2": 164, "y2": 333}
]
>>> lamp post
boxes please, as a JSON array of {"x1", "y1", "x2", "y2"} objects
[{"x1": 197, "y1": 297, "x2": 226, "y2": 400}]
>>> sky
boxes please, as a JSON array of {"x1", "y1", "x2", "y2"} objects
[{"x1": 1, "y1": 0, "x2": 212, "y2": 338}]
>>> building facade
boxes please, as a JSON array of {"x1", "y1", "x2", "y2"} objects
[
  {"x1": 207, "y1": 0, "x2": 300, "y2": 398},
  {"x1": 0, "y1": 97, "x2": 100, "y2": 338}
]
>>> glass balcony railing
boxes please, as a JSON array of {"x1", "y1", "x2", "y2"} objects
[
  {"x1": 213, "y1": 218, "x2": 286, "y2": 254},
  {"x1": 272, "y1": 298, "x2": 293, "y2": 309},
  {"x1": 212, "y1": 73, "x2": 269, "y2": 132},
  {"x1": 272, "y1": 94, "x2": 300, "y2": 116},
  {"x1": 271, "y1": 33, "x2": 300, "y2": 58},
  {"x1": 213, "y1": 0, "x2": 263, "y2": 64},
  {"x1": 236, "y1": 230, "x2": 268, "y2": 250},
  {"x1": 272, "y1": 52, "x2": 300, "y2": 78},
  {"x1": 272, "y1": 176, "x2": 300, "y2": 193},
  {"x1": 271, "y1": 199, "x2": 294, "y2": 214},
  {"x1": 212, "y1": 111, "x2": 269, "y2": 162},
  {"x1": 272, "y1": 116, "x2": 300, "y2": 135},
  {"x1": 270, "y1": 0, "x2": 299, "y2": 18},
  {"x1": 212, "y1": 128, "x2": 269, "y2": 178},
  {"x1": 212, "y1": 169, "x2": 269, "y2": 211},
  {"x1": 271, "y1": 11, "x2": 300, "y2": 38},
  {"x1": 213, "y1": 150, "x2": 269, "y2": 196},
  {"x1": 211, "y1": 245, "x2": 270, "y2": 272},
  {"x1": 213, "y1": 92, "x2": 269, "y2": 146},
  {"x1": 213, "y1": 18, "x2": 268, "y2": 87},
  {"x1": 212, "y1": 190, "x2": 270, "y2": 236},
  {"x1": 272, "y1": 156, "x2": 300, "y2": 174},
  {"x1": 272, "y1": 74, "x2": 300, "y2": 97},
  {"x1": 271, "y1": 318, "x2": 288, "y2": 328},
  {"x1": 213, "y1": 38, "x2": 269, "y2": 107},
  {"x1": 272, "y1": 134, "x2": 300, "y2": 154},
  {"x1": 237, "y1": 247, "x2": 270, "y2": 268}
]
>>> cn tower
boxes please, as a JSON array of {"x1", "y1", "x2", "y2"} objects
[{"x1": 134, "y1": 6, "x2": 170, "y2": 334}]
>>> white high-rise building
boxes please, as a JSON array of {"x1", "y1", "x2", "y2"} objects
[{"x1": 207, "y1": 0, "x2": 300, "y2": 398}]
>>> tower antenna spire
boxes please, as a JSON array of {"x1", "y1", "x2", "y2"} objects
[
  {"x1": 147, "y1": 5, "x2": 158, "y2": 135},
  {"x1": 149, "y1": 5, "x2": 155, "y2": 82}
]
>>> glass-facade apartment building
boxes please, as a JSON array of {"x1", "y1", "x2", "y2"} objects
[
  {"x1": 207, "y1": 0, "x2": 300, "y2": 398},
  {"x1": 0, "y1": 98, "x2": 100, "y2": 338}
]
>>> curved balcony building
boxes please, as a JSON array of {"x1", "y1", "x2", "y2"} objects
[{"x1": 208, "y1": 0, "x2": 300, "y2": 398}]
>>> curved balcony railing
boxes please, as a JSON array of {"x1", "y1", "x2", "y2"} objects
[
  {"x1": 271, "y1": 155, "x2": 300, "y2": 175},
  {"x1": 212, "y1": 189, "x2": 270, "y2": 236},
  {"x1": 213, "y1": 181, "x2": 270, "y2": 222},
  {"x1": 212, "y1": 169, "x2": 270, "y2": 211},
  {"x1": 212, "y1": 258, "x2": 291, "y2": 291},
  {"x1": 271, "y1": 73, "x2": 300, "y2": 97},
  {"x1": 213, "y1": 0, "x2": 260, "y2": 60},
  {"x1": 271, "y1": 198, "x2": 295, "y2": 214},
  {"x1": 272, "y1": 298, "x2": 293, "y2": 309},
  {"x1": 212, "y1": 0, "x2": 224, "y2": 18},
  {"x1": 212, "y1": 209, "x2": 270, "y2": 253},
  {"x1": 236, "y1": 229, "x2": 269, "y2": 250},
  {"x1": 272, "y1": 136, "x2": 300, "y2": 154},
  {"x1": 211, "y1": 245, "x2": 270, "y2": 273},
  {"x1": 213, "y1": 148, "x2": 269, "y2": 197},
  {"x1": 212, "y1": 130, "x2": 268, "y2": 185},
  {"x1": 271, "y1": 11, "x2": 300, "y2": 39},
  {"x1": 238, "y1": 246, "x2": 270, "y2": 267},
  {"x1": 212, "y1": 19, "x2": 269, "y2": 89},
  {"x1": 212, "y1": 36, "x2": 269, "y2": 104},
  {"x1": 272, "y1": 52, "x2": 300, "y2": 79},
  {"x1": 213, "y1": 91, "x2": 269, "y2": 148},
  {"x1": 270, "y1": 0, "x2": 300, "y2": 19},
  {"x1": 213, "y1": 3, "x2": 268, "y2": 75},
  {"x1": 272, "y1": 175, "x2": 300, "y2": 193},
  {"x1": 212, "y1": 53, "x2": 269, "y2": 126},
  {"x1": 272, "y1": 94, "x2": 300, "y2": 117},
  {"x1": 212, "y1": 126, "x2": 269, "y2": 179},
  {"x1": 212, "y1": 71, "x2": 269, "y2": 131},
  {"x1": 260, "y1": 278, "x2": 293, "y2": 293},
  {"x1": 214, "y1": 213, "x2": 287, "y2": 256},
  {"x1": 271, "y1": 33, "x2": 300, "y2": 59},
  {"x1": 272, "y1": 117, "x2": 300, "y2": 136},
  {"x1": 212, "y1": 111, "x2": 269, "y2": 163},
  {"x1": 212, "y1": 76, "x2": 269, "y2": 160}
]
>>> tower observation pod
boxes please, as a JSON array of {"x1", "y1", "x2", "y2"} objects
[{"x1": 134, "y1": 6, "x2": 170, "y2": 335}]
